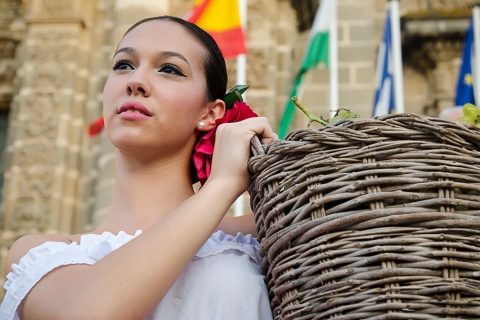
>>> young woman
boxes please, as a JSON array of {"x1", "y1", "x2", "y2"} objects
[{"x1": 0, "y1": 16, "x2": 276, "y2": 320}]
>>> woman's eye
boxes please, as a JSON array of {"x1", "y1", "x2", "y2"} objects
[
  {"x1": 159, "y1": 64, "x2": 186, "y2": 77},
  {"x1": 112, "y1": 60, "x2": 134, "y2": 70}
]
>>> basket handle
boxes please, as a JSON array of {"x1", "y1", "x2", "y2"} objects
[{"x1": 250, "y1": 135, "x2": 265, "y2": 156}]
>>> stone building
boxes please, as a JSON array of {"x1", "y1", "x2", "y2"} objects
[{"x1": 0, "y1": 0, "x2": 477, "y2": 298}]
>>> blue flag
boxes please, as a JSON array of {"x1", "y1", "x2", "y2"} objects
[
  {"x1": 455, "y1": 18, "x2": 475, "y2": 106},
  {"x1": 373, "y1": 9, "x2": 395, "y2": 116}
]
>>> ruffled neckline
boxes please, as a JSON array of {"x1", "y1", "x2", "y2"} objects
[
  {"x1": 79, "y1": 229, "x2": 143, "y2": 247},
  {"x1": 2, "y1": 229, "x2": 262, "y2": 320},
  {"x1": 7, "y1": 229, "x2": 261, "y2": 290},
  {"x1": 80, "y1": 229, "x2": 261, "y2": 265}
]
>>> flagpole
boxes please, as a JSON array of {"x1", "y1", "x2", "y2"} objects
[
  {"x1": 233, "y1": 0, "x2": 248, "y2": 217},
  {"x1": 389, "y1": 0, "x2": 405, "y2": 113},
  {"x1": 472, "y1": 5, "x2": 480, "y2": 103},
  {"x1": 329, "y1": 0, "x2": 339, "y2": 118},
  {"x1": 236, "y1": 0, "x2": 247, "y2": 87}
]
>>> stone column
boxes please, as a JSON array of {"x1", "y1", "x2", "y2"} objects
[
  {"x1": 0, "y1": 0, "x2": 23, "y2": 300},
  {"x1": 424, "y1": 41, "x2": 463, "y2": 116},
  {"x1": 0, "y1": 0, "x2": 95, "y2": 261},
  {"x1": 75, "y1": 0, "x2": 116, "y2": 232}
]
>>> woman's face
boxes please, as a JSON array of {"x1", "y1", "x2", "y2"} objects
[{"x1": 103, "y1": 19, "x2": 210, "y2": 157}]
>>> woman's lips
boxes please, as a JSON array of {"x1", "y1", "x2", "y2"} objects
[{"x1": 117, "y1": 101, "x2": 152, "y2": 120}]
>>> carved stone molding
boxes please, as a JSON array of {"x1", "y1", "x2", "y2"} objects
[
  {"x1": 0, "y1": 39, "x2": 19, "y2": 110},
  {"x1": 400, "y1": 5, "x2": 470, "y2": 115},
  {"x1": 402, "y1": 0, "x2": 480, "y2": 13},
  {"x1": 428, "y1": 61, "x2": 455, "y2": 100},
  {"x1": 2, "y1": 25, "x2": 79, "y2": 234},
  {"x1": 26, "y1": 0, "x2": 91, "y2": 25},
  {"x1": 18, "y1": 28, "x2": 77, "y2": 138},
  {"x1": 422, "y1": 39, "x2": 464, "y2": 62},
  {"x1": 16, "y1": 139, "x2": 58, "y2": 167},
  {"x1": 0, "y1": 38, "x2": 17, "y2": 61},
  {"x1": 27, "y1": 29, "x2": 76, "y2": 63},
  {"x1": 404, "y1": 38, "x2": 464, "y2": 73},
  {"x1": 404, "y1": 37, "x2": 462, "y2": 115},
  {"x1": 0, "y1": 0, "x2": 22, "y2": 110},
  {"x1": 289, "y1": 0, "x2": 318, "y2": 32},
  {"x1": 0, "y1": 0, "x2": 20, "y2": 26},
  {"x1": 39, "y1": 0, "x2": 73, "y2": 18},
  {"x1": 401, "y1": 0, "x2": 472, "y2": 69},
  {"x1": 9, "y1": 166, "x2": 53, "y2": 233}
]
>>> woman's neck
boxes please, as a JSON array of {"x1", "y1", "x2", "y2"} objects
[{"x1": 97, "y1": 151, "x2": 196, "y2": 234}]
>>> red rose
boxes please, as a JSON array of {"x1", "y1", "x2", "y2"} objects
[{"x1": 192, "y1": 101, "x2": 258, "y2": 185}]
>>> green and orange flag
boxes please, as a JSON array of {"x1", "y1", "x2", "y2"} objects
[{"x1": 186, "y1": 0, "x2": 247, "y2": 59}]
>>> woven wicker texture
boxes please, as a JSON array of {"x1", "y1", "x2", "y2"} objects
[{"x1": 248, "y1": 113, "x2": 480, "y2": 319}]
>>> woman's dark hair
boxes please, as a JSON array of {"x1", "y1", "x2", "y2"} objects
[{"x1": 124, "y1": 16, "x2": 228, "y2": 102}]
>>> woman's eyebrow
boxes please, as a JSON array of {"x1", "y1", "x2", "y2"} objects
[
  {"x1": 113, "y1": 48, "x2": 191, "y2": 67},
  {"x1": 114, "y1": 46, "x2": 136, "y2": 57},
  {"x1": 158, "y1": 51, "x2": 190, "y2": 67}
]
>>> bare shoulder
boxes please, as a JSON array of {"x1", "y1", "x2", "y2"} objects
[{"x1": 5, "y1": 233, "x2": 79, "y2": 274}]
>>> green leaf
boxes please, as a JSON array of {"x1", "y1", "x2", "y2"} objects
[{"x1": 224, "y1": 85, "x2": 250, "y2": 109}]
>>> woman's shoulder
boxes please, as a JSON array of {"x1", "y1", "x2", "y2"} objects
[
  {"x1": 5, "y1": 233, "x2": 80, "y2": 274},
  {"x1": 4, "y1": 229, "x2": 143, "y2": 274}
]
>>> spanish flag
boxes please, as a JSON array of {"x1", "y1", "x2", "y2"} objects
[{"x1": 186, "y1": 0, "x2": 247, "y2": 59}]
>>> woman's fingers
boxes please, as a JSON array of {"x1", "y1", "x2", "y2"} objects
[
  {"x1": 246, "y1": 117, "x2": 278, "y2": 144},
  {"x1": 216, "y1": 117, "x2": 277, "y2": 146},
  {"x1": 235, "y1": 117, "x2": 277, "y2": 142},
  {"x1": 208, "y1": 117, "x2": 277, "y2": 193},
  {"x1": 260, "y1": 132, "x2": 278, "y2": 144}
]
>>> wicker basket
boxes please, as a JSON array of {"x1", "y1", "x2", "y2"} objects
[{"x1": 248, "y1": 113, "x2": 480, "y2": 319}]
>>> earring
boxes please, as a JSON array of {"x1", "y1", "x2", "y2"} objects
[{"x1": 197, "y1": 121, "x2": 206, "y2": 129}]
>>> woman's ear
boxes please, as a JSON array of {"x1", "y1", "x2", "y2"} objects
[{"x1": 196, "y1": 99, "x2": 226, "y2": 131}]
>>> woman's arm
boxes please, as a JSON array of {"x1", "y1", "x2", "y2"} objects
[
  {"x1": 20, "y1": 178, "x2": 240, "y2": 320},
  {"x1": 8, "y1": 117, "x2": 275, "y2": 320},
  {"x1": 215, "y1": 213, "x2": 257, "y2": 236}
]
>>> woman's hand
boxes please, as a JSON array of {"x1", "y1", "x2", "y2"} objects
[{"x1": 206, "y1": 117, "x2": 277, "y2": 198}]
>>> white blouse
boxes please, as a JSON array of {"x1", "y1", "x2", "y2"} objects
[{"x1": 0, "y1": 230, "x2": 273, "y2": 320}]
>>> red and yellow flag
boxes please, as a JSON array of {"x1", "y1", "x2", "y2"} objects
[{"x1": 186, "y1": 0, "x2": 247, "y2": 59}]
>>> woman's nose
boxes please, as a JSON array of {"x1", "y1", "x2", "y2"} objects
[{"x1": 126, "y1": 71, "x2": 151, "y2": 96}]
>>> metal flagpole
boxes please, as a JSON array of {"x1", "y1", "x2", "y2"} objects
[
  {"x1": 233, "y1": 0, "x2": 248, "y2": 216},
  {"x1": 329, "y1": 0, "x2": 339, "y2": 118},
  {"x1": 389, "y1": 0, "x2": 405, "y2": 113},
  {"x1": 472, "y1": 5, "x2": 480, "y2": 104},
  {"x1": 236, "y1": 0, "x2": 247, "y2": 88}
]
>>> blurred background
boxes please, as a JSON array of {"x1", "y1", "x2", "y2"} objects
[{"x1": 0, "y1": 0, "x2": 478, "y2": 298}]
